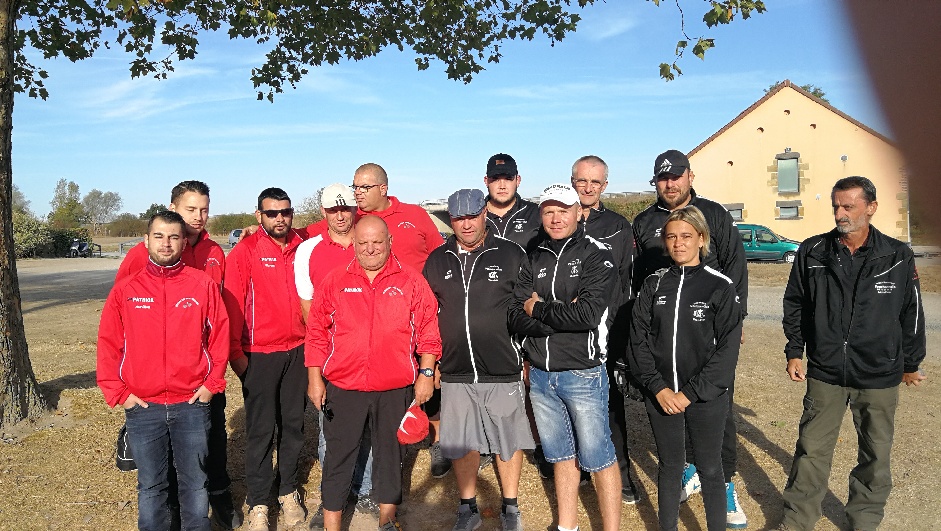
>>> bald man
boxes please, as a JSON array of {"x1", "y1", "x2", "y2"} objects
[{"x1": 306, "y1": 216, "x2": 442, "y2": 531}]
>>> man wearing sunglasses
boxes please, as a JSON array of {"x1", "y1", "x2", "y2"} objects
[{"x1": 223, "y1": 188, "x2": 309, "y2": 531}]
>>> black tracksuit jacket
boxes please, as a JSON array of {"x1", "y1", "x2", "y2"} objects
[
  {"x1": 422, "y1": 232, "x2": 527, "y2": 383},
  {"x1": 633, "y1": 191, "x2": 748, "y2": 318},
  {"x1": 508, "y1": 227, "x2": 619, "y2": 372},
  {"x1": 630, "y1": 263, "x2": 743, "y2": 402},
  {"x1": 485, "y1": 194, "x2": 542, "y2": 253},
  {"x1": 782, "y1": 226, "x2": 926, "y2": 389}
]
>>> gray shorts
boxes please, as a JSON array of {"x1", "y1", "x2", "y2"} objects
[{"x1": 439, "y1": 381, "x2": 536, "y2": 460}]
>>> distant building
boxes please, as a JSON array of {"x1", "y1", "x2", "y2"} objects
[{"x1": 687, "y1": 80, "x2": 910, "y2": 242}]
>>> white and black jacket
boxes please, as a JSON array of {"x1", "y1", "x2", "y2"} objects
[
  {"x1": 485, "y1": 194, "x2": 543, "y2": 253},
  {"x1": 633, "y1": 190, "x2": 748, "y2": 318},
  {"x1": 423, "y1": 232, "x2": 527, "y2": 383},
  {"x1": 629, "y1": 263, "x2": 742, "y2": 402},
  {"x1": 508, "y1": 227, "x2": 619, "y2": 372}
]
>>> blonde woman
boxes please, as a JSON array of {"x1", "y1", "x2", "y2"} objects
[{"x1": 629, "y1": 206, "x2": 743, "y2": 531}]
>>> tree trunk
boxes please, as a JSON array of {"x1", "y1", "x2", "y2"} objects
[{"x1": 0, "y1": 0, "x2": 49, "y2": 427}]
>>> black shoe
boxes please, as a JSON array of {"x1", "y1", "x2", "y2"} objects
[
  {"x1": 621, "y1": 477, "x2": 642, "y2": 504},
  {"x1": 355, "y1": 493, "x2": 380, "y2": 516},
  {"x1": 533, "y1": 445, "x2": 554, "y2": 479},
  {"x1": 309, "y1": 505, "x2": 325, "y2": 530},
  {"x1": 429, "y1": 442, "x2": 452, "y2": 478},
  {"x1": 209, "y1": 491, "x2": 243, "y2": 529}
]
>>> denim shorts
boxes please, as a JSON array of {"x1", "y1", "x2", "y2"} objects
[{"x1": 529, "y1": 364, "x2": 616, "y2": 472}]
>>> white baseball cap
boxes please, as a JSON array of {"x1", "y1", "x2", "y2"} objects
[
  {"x1": 321, "y1": 183, "x2": 355, "y2": 209},
  {"x1": 539, "y1": 183, "x2": 580, "y2": 207}
]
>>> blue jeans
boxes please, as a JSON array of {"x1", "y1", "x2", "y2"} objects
[
  {"x1": 124, "y1": 400, "x2": 211, "y2": 531},
  {"x1": 529, "y1": 364, "x2": 616, "y2": 472},
  {"x1": 319, "y1": 410, "x2": 373, "y2": 497}
]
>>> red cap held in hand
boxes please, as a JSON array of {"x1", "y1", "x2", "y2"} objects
[{"x1": 397, "y1": 400, "x2": 429, "y2": 445}]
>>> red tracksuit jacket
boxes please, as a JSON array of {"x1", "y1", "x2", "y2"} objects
[
  {"x1": 305, "y1": 255, "x2": 442, "y2": 392},
  {"x1": 97, "y1": 260, "x2": 229, "y2": 407},
  {"x1": 223, "y1": 228, "x2": 306, "y2": 361}
]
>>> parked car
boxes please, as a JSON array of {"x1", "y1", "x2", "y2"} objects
[
  {"x1": 738, "y1": 224, "x2": 800, "y2": 263},
  {"x1": 228, "y1": 229, "x2": 242, "y2": 246}
]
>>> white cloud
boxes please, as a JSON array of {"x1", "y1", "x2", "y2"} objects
[{"x1": 583, "y1": 16, "x2": 639, "y2": 41}]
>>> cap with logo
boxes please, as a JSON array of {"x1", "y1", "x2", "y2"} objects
[
  {"x1": 321, "y1": 183, "x2": 356, "y2": 209},
  {"x1": 653, "y1": 149, "x2": 691, "y2": 178},
  {"x1": 397, "y1": 400, "x2": 429, "y2": 445},
  {"x1": 447, "y1": 189, "x2": 486, "y2": 218},
  {"x1": 539, "y1": 183, "x2": 580, "y2": 207},
  {"x1": 486, "y1": 153, "x2": 518, "y2": 178}
]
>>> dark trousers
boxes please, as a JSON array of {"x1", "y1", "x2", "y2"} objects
[
  {"x1": 781, "y1": 378, "x2": 898, "y2": 531},
  {"x1": 242, "y1": 346, "x2": 308, "y2": 506},
  {"x1": 607, "y1": 363, "x2": 632, "y2": 486},
  {"x1": 321, "y1": 383, "x2": 411, "y2": 512},
  {"x1": 687, "y1": 379, "x2": 737, "y2": 482},
  {"x1": 125, "y1": 401, "x2": 211, "y2": 531},
  {"x1": 646, "y1": 394, "x2": 728, "y2": 531}
]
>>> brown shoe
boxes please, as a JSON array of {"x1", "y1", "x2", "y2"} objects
[
  {"x1": 278, "y1": 490, "x2": 307, "y2": 526},
  {"x1": 245, "y1": 505, "x2": 269, "y2": 531}
]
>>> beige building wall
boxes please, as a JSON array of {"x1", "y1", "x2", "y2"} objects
[{"x1": 689, "y1": 86, "x2": 909, "y2": 242}]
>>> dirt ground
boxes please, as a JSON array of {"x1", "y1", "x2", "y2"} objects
[{"x1": 0, "y1": 259, "x2": 938, "y2": 531}]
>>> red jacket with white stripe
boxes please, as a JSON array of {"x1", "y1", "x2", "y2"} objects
[
  {"x1": 97, "y1": 260, "x2": 229, "y2": 407},
  {"x1": 305, "y1": 254, "x2": 442, "y2": 392},
  {"x1": 223, "y1": 228, "x2": 306, "y2": 360},
  {"x1": 116, "y1": 230, "x2": 225, "y2": 287}
]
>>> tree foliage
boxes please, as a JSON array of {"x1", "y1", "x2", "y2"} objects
[
  {"x1": 139, "y1": 202, "x2": 168, "y2": 219},
  {"x1": 766, "y1": 81, "x2": 829, "y2": 103},
  {"x1": 207, "y1": 213, "x2": 257, "y2": 235},
  {"x1": 81, "y1": 188, "x2": 123, "y2": 234},
  {"x1": 47, "y1": 178, "x2": 86, "y2": 228},
  {"x1": 12, "y1": 183, "x2": 30, "y2": 215},
  {"x1": 656, "y1": 0, "x2": 766, "y2": 81},
  {"x1": 109, "y1": 212, "x2": 147, "y2": 236},
  {"x1": 12, "y1": 211, "x2": 51, "y2": 258}
]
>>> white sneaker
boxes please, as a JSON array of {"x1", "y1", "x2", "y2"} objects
[
  {"x1": 726, "y1": 481, "x2": 748, "y2": 529},
  {"x1": 679, "y1": 463, "x2": 702, "y2": 503},
  {"x1": 246, "y1": 504, "x2": 269, "y2": 531}
]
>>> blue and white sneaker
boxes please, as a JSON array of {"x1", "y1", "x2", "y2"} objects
[
  {"x1": 726, "y1": 481, "x2": 748, "y2": 529},
  {"x1": 679, "y1": 463, "x2": 702, "y2": 503}
]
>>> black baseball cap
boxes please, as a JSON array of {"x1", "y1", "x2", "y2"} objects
[
  {"x1": 486, "y1": 153, "x2": 518, "y2": 178},
  {"x1": 653, "y1": 149, "x2": 691, "y2": 178}
]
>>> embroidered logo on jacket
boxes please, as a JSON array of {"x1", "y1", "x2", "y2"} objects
[
  {"x1": 512, "y1": 219, "x2": 527, "y2": 233},
  {"x1": 486, "y1": 265, "x2": 502, "y2": 282},
  {"x1": 875, "y1": 281, "x2": 896, "y2": 294},
  {"x1": 537, "y1": 267, "x2": 547, "y2": 279},
  {"x1": 130, "y1": 296, "x2": 154, "y2": 310},
  {"x1": 568, "y1": 258, "x2": 581, "y2": 277},
  {"x1": 383, "y1": 286, "x2": 405, "y2": 296},
  {"x1": 175, "y1": 297, "x2": 200, "y2": 309},
  {"x1": 398, "y1": 221, "x2": 416, "y2": 229},
  {"x1": 260, "y1": 257, "x2": 278, "y2": 269},
  {"x1": 656, "y1": 296, "x2": 667, "y2": 306},
  {"x1": 343, "y1": 287, "x2": 363, "y2": 293},
  {"x1": 690, "y1": 301, "x2": 709, "y2": 322},
  {"x1": 444, "y1": 269, "x2": 453, "y2": 280}
]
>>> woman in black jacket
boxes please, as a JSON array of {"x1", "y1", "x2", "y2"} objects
[{"x1": 629, "y1": 206, "x2": 742, "y2": 531}]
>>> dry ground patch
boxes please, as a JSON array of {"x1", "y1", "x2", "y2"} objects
[{"x1": 0, "y1": 259, "x2": 937, "y2": 530}]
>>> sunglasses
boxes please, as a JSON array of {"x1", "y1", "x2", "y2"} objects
[{"x1": 260, "y1": 208, "x2": 294, "y2": 218}]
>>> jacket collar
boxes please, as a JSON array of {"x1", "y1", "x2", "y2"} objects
[
  {"x1": 145, "y1": 258, "x2": 185, "y2": 278},
  {"x1": 541, "y1": 226, "x2": 585, "y2": 254},
  {"x1": 445, "y1": 231, "x2": 499, "y2": 254},
  {"x1": 809, "y1": 225, "x2": 893, "y2": 266}
]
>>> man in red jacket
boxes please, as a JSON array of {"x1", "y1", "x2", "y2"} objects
[
  {"x1": 222, "y1": 187, "x2": 308, "y2": 531},
  {"x1": 114, "y1": 180, "x2": 239, "y2": 529},
  {"x1": 306, "y1": 216, "x2": 441, "y2": 531},
  {"x1": 97, "y1": 211, "x2": 229, "y2": 531}
]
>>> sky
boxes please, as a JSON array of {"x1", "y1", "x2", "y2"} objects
[{"x1": 14, "y1": 0, "x2": 886, "y2": 218}]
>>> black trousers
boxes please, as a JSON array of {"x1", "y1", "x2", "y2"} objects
[
  {"x1": 242, "y1": 346, "x2": 308, "y2": 506},
  {"x1": 321, "y1": 383, "x2": 411, "y2": 512},
  {"x1": 646, "y1": 393, "x2": 728, "y2": 531},
  {"x1": 687, "y1": 379, "x2": 737, "y2": 482}
]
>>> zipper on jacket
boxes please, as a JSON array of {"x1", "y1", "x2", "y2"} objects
[
  {"x1": 541, "y1": 238, "x2": 571, "y2": 371},
  {"x1": 671, "y1": 267, "x2": 686, "y2": 392},
  {"x1": 447, "y1": 247, "x2": 495, "y2": 384}
]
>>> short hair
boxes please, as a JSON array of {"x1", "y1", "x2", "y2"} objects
[
  {"x1": 832, "y1": 176, "x2": 877, "y2": 203},
  {"x1": 571, "y1": 155, "x2": 609, "y2": 181},
  {"x1": 257, "y1": 187, "x2": 291, "y2": 210},
  {"x1": 170, "y1": 181, "x2": 210, "y2": 204},
  {"x1": 355, "y1": 163, "x2": 389, "y2": 185},
  {"x1": 661, "y1": 205, "x2": 711, "y2": 259},
  {"x1": 147, "y1": 210, "x2": 186, "y2": 233}
]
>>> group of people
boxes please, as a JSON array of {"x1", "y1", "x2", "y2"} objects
[{"x1": 96, "y1": 151, "x2": 926, "y2": 531}]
